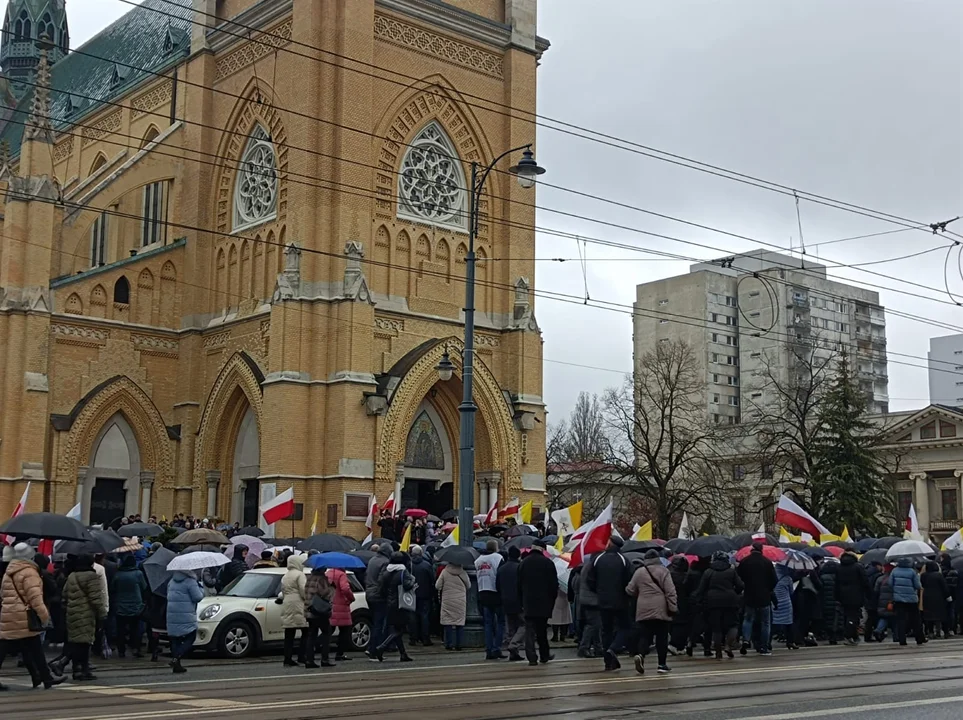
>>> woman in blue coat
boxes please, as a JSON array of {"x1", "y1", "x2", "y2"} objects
[
  {"x1": 166, "y1": 570, "x2": 204, "y2": 673},
  {"x1": 771, "y1": 564, "x2": 796, "y2": 649}
]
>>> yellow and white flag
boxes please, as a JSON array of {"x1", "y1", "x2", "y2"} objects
[
  {"x1": 551, "y1": 501, "x2": 583, "y2": 537},
  {"x1": 840, "y1": 526, "x2": 851, "y2": 543},
  {"x1": 631, "y1": 521, "x2": 653, "y2": 541},
  {"x1": 309, "y1": 509, "x2": 319, "y2": 536},
  {"x1": 517, "y1": 500, "x2": 534, "y2": 525},
  {"x1": 779, "y1": 527, "x2": 799, "y2": 544},
  {"x1": 942, "y1": 528, "x2": 963, "y2": 551},
  {"x1": 441, "y1": 526, "x2": 459, "y2": 547},
  {"x1": 399, "y1": 523, "x2": 412, "y2": 552},
  {"x1": 678, "y1": 512, "x2": 692, "y2": 540}
]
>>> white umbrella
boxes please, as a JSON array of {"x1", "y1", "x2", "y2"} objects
[
  {"x1": 167, "y1": 551, "x2": 230, "y2": 572},
  {"x1": 777, "y1": 549, "x2": 817, "y2": 571},
  {"x1": 885, "y1": 539, "x2": 935, "y2": 561}
]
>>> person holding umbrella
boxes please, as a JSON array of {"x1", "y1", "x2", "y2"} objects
[
  {"x1": 518, "y1": 540, "x2": 558, "y2": 666},
  {"x1": 737, "y1": 542, "x2": 778, "y2": 656},
  {"x1": 111, "y1": 555, "x2": 148, "y2": 658},
  {"x1": 890, "y1": 556, "x2": 924, "y2": 646},
  {"x1": 372, "y1": 552, "x2": 415, "y2": 663},
  {"x1": 327, "y1": 564, "x2": 356, "y2": 662},
  {"x1": 63, "y1": 553, "x2": 106, "y2": 682},
  {"x1": 436, "y1": 555, "x2": 471, "y2": 651},
  {"x1": 166, "y1": 567, "x2": 205, "y2": 673},
  {"x1": 627, "y1": 549, "x2": 678, "y2": 675},
  {"x1": 303, "y1": 564, "x2": 335, "y2": 668},
  {"x1": 0, "y1": 543, "x2": 63, "y2": 689},
  {"x1": 696, "y1": 551, "x2": 744, "y2": 660}
]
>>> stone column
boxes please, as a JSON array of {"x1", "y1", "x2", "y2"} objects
[
  {"x1": 910, "y1": 471, "x2": 930, "y2": 538},
  {"x1": 955, "y1": 470, "x2": 963, "y2": 522},
  {"x1": 479, "y1": 479, "x2": 489, "y2": 515},
  {"x1": 477, "y1": 471, "x2": 501, "y2": 515},
  {"x1": 205, "y1": 470, "x2": 221, "y2": 520},
  {"x1": 75, "y1": 467, "x2": 87, "y2": 507},
  {"x1": 394, "y1": 464, "x2": 405, "y2": 513},
  {"x1": 139, "y1": 471, "x2": 155, "y2": 519}
]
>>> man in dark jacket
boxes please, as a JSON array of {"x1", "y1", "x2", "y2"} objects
[
  {"x1": 864, "y1": 561, "x2": 883, "y2": 642},
  {"x1": 585, "y1": 537, "x2": 632, "y2": 670},
  {"x1": 572, "y1": 563, "x2": 602, "y2": 658},
  {"x1": 217, "y1": 544, "x2": 248, "y2": 592},
  {"x1": 737, "y1": 543, "x2": 778, "y2": 655},
  {"x1": 818, "y1": 559, "x2": 840, "y2": 642},
  {"x1": 365, "y1": 544, "x2": 393, "y2": 656},
  {"x1": 110, "y1": 555, "x2": 148, "y2": 658},
  {"x1": 518, "y1": 541, "x2": 557, "y2": 666},
  {"x1": 409, "y1": 546, "x2": 434, "y2": 646},
  {"x1": 835, "y1": 552, "x2": 868, "y2": 645},
  {"x1": 497, "y1": 546, "x2": 524, "y2": 661}
]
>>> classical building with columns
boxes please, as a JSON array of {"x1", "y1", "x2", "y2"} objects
[{"x1": 0, "y1": 0, "x2": 549, "y2": 536}]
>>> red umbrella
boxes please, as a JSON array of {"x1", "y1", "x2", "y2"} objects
[
  {"x1": 404, "y1": 509, "x2": 428, "y2": 519},
  {"x1": 735, "y1": 545, "x2": 786, "y2": 563},
  {"x1": 824, "y1": 545, "x2": 845, "y2": 558}
]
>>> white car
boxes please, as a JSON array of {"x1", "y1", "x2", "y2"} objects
[{"x1": 193, "y1": 568, "x2": 370, "y2": 659}]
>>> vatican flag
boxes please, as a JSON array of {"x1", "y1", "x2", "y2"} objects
[
  {"x1": 779, "y1": 527, "x2": 800, "y2": 544},
  {"x1": 840, "y1": 526, "x2": 851, "y2": 543},
  {"x1": 310, "y1": 509, "x2": 319, "y2": 536},
  {"x1": 555, "y1": 534, "x2": 565, "y2": 552},
  {"x1": 942, "y1": 528, "x2": 963, "y2": 552},
  {"x1": 441, "y1": 526, "x2": 459, "y2": 547},
  {"x1": 399, "y1": 524, "x2": 412, "y2": 552},
  {"x1": 551, "y1": 501, "x2": 583, "y2": 537},
  {"x1": 631, "y1": 521, "x2": 653, "y2": 541},
  {"x1": 518, "y1": 500, "x2": 534, "y2": 525}
]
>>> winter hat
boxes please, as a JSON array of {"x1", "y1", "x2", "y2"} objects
[
  {"x1": 1, "y1": 544, "x2": 14, "y2": 563},
  {"x1": 644, "y1": 549, "x2": 661, "y2": 560},
  {"x1": 12, "y1": 542, "x2": 34, "y2": 561}
]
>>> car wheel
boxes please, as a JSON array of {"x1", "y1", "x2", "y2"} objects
[
  {"x1": 350, "y1": 612, "x2": 371, "y2": 652},
  {"x1": 218, "y1": 618, "x2": 256, "y2": 659}
]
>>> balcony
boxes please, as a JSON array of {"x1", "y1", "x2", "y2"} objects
[
  {"x1": 871, "y1": 336, "x2": 887, "y2": 347},
  {"x1": 854, "y1": 312, "x2": 871, "y2": 324},
  {"x1": 870, "y1": 312, "x2": 885, "y2": 325},
  {"x1": 930, "y1": 519, "x2": 961, "y2": 533},
  {"x1": 873, "y1": 390, "x2": 889, "y2": 403}
]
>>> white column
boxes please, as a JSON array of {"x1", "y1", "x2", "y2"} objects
[
  {"x1": 139, "y1": 471, "x2": 155, "y2": 519},
  {"x1": 489, "y1": 479, "x2": 499, "y2": 511},
  {"x1": 479, "y1": 480, "x2": 489, "y2": 514},
  {"x1": 955, "y1": 470, "x2": 963, "y2": 522},
  {"x1": 394, "y1": 464, "x2": 405, "y2": 512},
  {"x1": 205, "y1": 470, "x2": 221, "y2": 519},
  {"x1": 910, "y1": 471, "x2": 930, "y2": 538},
  {"x1": 76, "y1": 467, "x2": 88, "y2": 523}
]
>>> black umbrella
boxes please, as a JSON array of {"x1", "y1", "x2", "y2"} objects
[
  {"x1": 142, "y1": 547, "x2": 176, "y2": 596},
  {"x1": 664, "y1": 538, "x2": 692, "y2": 553},
  {"x1": 348, "y1": 549, "x2": 378, "y2": 564},
  {"x1": 265, "y1": 537, "x2": 303, "y2": 547},
  {"x1": 858, "y1": 548, "x2": 889, "y2": 566},
  {"x1": 297, "y1": 534, "x2": 357, "y2": 553},
  {"x1": 362, "y1": 539, "x2": 399, "y2": 551},
  {"x1": 503, "y1": 535, "x2": 539, "y2": 551},
  {"x1": 823, "y1": 541, "x2": 856, "y2": 550},
  {"x1": 785, "y1": 542, "x2": 812, "y2": 550},
  {"x1": 622, "y1": 540, "x2": 666, "y2": 553},
  {"x1": 686, "y1": 535, "x2": 737, "y2": 558},
  {"x1": 434, "y1": 545, "x2": 479, "y2": 567},
  {"x1": 117, "y1": 522, "x2": 163, "y2": 538},
  {"x1": 238, "y1": 526, "x2": 265, "y2": 537},
  {"x1": 801, "y1": 546, "x2": 832, "y2": 559},
  {"x1": 474, "y1": 536, "x2": 504, "y2": 548},
  {"x1": 178, "y1": 544, "x2": 221, "y2": 554},
  {"x1": 731, "y1": 532, "x2": 779, "y2": 548},
  {"x1": 622, "y1": 551, "x2": 648, "y2": 569},
  {"x1": 337, "y1": 535, "x2": 363, "y2": 550},
  {"x1": 0, "y1": 512, "x2": 92, "y2": 541},
  {"x1": 59, "y1": 529, "x2": 126, "y2": 556},
  {"x1": 871, "y1": 537, "x2": 904, "y2": 550},
  {"x1": 441, "y1": 510, "x2": 458, "y2": 522},
  {"x1": 855, "y1": 538, "x2": 877, "y2": 553},
  {"x1": 506, "y1": 525, "x2": 535, "y2": 538}
]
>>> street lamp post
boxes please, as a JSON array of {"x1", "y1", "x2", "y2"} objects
[{"x1": 437, "y1": 146, "x2": 545, "y2": 547}]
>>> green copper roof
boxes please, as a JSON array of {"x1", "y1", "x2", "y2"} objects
[
  {"x1": 5, "y1": 0, "x2": 66, "y2": 21},
  {"x1": 2, "y1": 0, "x2": 192, "y2": 154}
]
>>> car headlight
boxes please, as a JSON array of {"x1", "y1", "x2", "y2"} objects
[{"x1": 199, "y1": 604, "x2": 222, "y2": 621}]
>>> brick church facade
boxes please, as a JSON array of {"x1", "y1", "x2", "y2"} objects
[{"x1": 0, "y1": 0, "x2": 549, "y2": 536}]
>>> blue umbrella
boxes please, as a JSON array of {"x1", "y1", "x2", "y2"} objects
[
  {"x1": 855, "y1": 537, "x2": 877, "y2": 553},
  {"x1": 305, "y1": 552, "x2": 366, "y2": 570}
]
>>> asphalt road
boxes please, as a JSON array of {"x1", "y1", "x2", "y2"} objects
[{"x1": 4, "y1": 640, "x2": 963, "y2": 719}]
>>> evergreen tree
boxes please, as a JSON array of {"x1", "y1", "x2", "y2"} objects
[{"x1": 810, "y1": 351, "x2": 892, "y2": 535}]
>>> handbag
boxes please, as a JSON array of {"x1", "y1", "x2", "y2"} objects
[
  {"x1": 310, "y1": 595, "x2": 332, "y2": 618},
  {"x1": 643, "y1": 564, "x2": 674, "y2": 616},
  {"x1": 12, "y1": 578, "x2": 45, "y2": 633},
  {"x1": 398, "y1": 570, "x2": 416, "y2": 613}
]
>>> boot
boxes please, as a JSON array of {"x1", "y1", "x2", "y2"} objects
[{"x1": 172, "y1": 658, "x2": 187, "y2": 674}]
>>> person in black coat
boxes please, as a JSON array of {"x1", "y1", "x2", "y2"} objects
[
  {"x1": 818, "y1": 560, "x2": 840, "y2": 643},
  {"x1": 685, "y1": 558, "x2": 711, "y2": 657},
  {"x1": 696, "y1": 552, "x2": 744, "y2": 659},
  {"x1": 736, "y1": 544, "x2": 778, "y2": 654},
  {"x1": 835, "y1": 553, "x2": 868, "y2": 644},
  {"x1": 372, "y1": 553, "x2": 415, "y2": 662},
  {"x1": 864, "y1": 561, "x2": 883, "y2": 642},
  {"x1": 216, "y1": 545, "x2": 248, "y2": 592},
  {"x1": 921, "y1": 560, "x2": 950, "y2": 638},
  {"x1": 497, "y1": 547, "x2": 524, "y2": 661},
  {"x1": 667, "y1": 556, "x2": 690, "y2": 652},
  {"x1": 518, "y1": 541, "x2": 557, "y2": 666},
  {"x1": 408, "y1": 546, "x2": 435, "y2": 646},
  {"x1": 584, "y1": 537, "x2": 632, "y2": 670}
]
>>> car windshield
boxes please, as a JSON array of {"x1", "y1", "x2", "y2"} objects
[{"x1": 221, "y1": 573, "x2": 280, "y2": 598}]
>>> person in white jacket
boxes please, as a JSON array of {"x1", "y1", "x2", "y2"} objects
[{"x1": 475, "y1": 541, "x2": 504, "y2": 660}]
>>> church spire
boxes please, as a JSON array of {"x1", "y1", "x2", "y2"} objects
[{"x1": 24, "y1": 43, "x2": 50, "y2": 142}]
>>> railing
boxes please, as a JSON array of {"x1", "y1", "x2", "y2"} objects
[{"x1": 930, "y1": 519, "x2": 961, "y2": 532}]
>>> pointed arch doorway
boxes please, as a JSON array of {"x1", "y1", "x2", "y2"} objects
[
  {"x1": 85, "y1": 414, "x2": 140, "y2": 526},
  {"x1": 400, "y1": 402, "x2": 453, "y2": 517}
]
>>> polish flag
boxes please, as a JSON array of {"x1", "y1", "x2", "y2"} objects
[
  {"x1": 383, "y1": 493, "x2": 396, "y2": 517},
  {"x1": 2, "y1": 483, "x2": 30, "y2": 545},
  {"x1": 752, "y1": 522, "x2": 768, "y2": 541},
  {"x1": 568, "y1": 502, "x2": 614, "y2": 568},
  {"x1": 501, "y1": 497, "x2": 520, "y2": 520},
  {"x1": 774, "y1": 494, "x2": 829, "y2": 538},
  {"x1": 260, "y1": 487, "x2": 295, "y2": 526},
  {"x1": 483, "y1": 499, "x2": 498, "y2": 526},
  {"x1": 365, "y1": 497, "x2": 379, "y2": 529},
  {"x1": 904, "y1": 504, "x2": 922, "y2": 540}
]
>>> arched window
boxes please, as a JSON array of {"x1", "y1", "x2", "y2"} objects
[
  {"x1": 90, "y1": 211, "x2": 107, "y2": 267},
  {"x1": 89, "y1": 153, "x2": 107, "y2": 175},
  {"x1": 15, "y1": 11, "x2": 30, "y2": 41},
  {"x1": 141, "y1": 125, "x2": 160, "y2": 148},
  {"x1": 37, "y1": 12, "x2": 53, "y2": 43},
  {"x1": 60, "y1": 21, "x2": 68, "y2": 53},
  {"x1": 233, "y1": 124, "x2": 278, "y2": 232},
  {"x1": 397, "y1": 121, "x2": 467, "y2": 232},
  {"x1": 113, "y1": 276, "x2": 130, "y2": 304}
]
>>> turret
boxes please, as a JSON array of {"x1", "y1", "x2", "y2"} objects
[{"x1": 0, "y1": 0, "x2": 67, "y2": 98}]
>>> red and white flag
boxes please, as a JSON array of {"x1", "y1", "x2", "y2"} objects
[
  {"x1": 774, "y1": 494, "x2": 829, "y2": 538},
  {"x1": 260, "y1": 487, "x2": 295, "y2": 526},
  {"x1": 2, "y1": 482, "x2": 30, "y2": 545},
  {"x1": 569, "y1": 502, "x2": 614, "y2": 568},
  {"x1": 904, "y1": 503, "x2": 922, "y2": 540},
  {"x1": 752, "y1": 522, "x2": 767, "y2": 541},
  {"x1": 383, "y1": 493, "x2": 396, "y2": 517},
  {"x1": 501, "y1": 497, "x2": 520, "y2": 520},
  {"x1": 365, "y1": 496, "x2": 379, "y2": 530},
  {"x1": 483, "y1": 498, "x2": 499, "y2": 526}
]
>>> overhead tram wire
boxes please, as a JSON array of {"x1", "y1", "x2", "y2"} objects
[
  {"x1": 18, "y1": 191, "x2": 963, "y2": 378},
  {"x1": 9, "y1": 74, "x2": 961, "y2": 326},
  {"x1": 20, "y1": 34, "x2": 958, "y2": 305},
  {"x1": 126, "y1": 0, "x2": 963, "y2": 244}
]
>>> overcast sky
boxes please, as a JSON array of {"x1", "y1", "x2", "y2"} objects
[{"x1": 72, "y1": 1, "x2": 962, "y2": 424}]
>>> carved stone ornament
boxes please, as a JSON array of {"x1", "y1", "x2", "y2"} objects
[{"x1": 273, "y1": 243, "x2": 301, "y2": 301}]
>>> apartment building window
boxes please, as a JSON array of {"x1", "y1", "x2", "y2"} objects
[
  {"x1": 942, "y1": 489, "x2": 959, "y2": 520},
  {"x1": 90, "y1": 212, "x2": 108, "y2": 267},
  {"x1": 897, "y1": 491, "x2": 913, "y2": 521},
  {"x1": 711, "y1": 353, "x2": 719, "y2": 363},
  {"x1": 839, "y1": 323, "x2": 848, "y2": 333},
  {"x1": 728, "y1": 396, "x2": 739, "y2": 407},
  {"x1": 726, "y1": 336, "x2": 737, "y2": 347},
  {"x1": 940, "y1": 421, "x2": 957, "y2": 438},
  {"x1": 713, "y1": 414, "x2": 721, "y2": 424},
  {"x1": 732, "y1": 466, "x2": 746, "y2": 481},
  {"x1": 141, "y1": 181, "x2": 167, "y2": 247},
  {"x1": 727, "y1": 376, "x2": 738, "y2": 386},
  {"x1": 712, "y1": 393, "x2": 720, "y2": 404},
  {"x1": 728, "y1": 415, "x2": 738, "y2": 425},
  {"x1": 750, "y1": 351, "x2": 761, "y2": 359},
  {"x1": 727, "y1": 355, "x2": 738, "y2": 366},
  {"x1": 732, "y1": 496, "x2": 746, "y2": 526},
  {"x1": 712, "y1": 374, "x2": 720, "y2": 384},
  {"x1": 920, "y1": 422, "x2": 937, "y2": 440},
  {"x1": 712, "y1": 333, "x2": 718, "y2": 343},
  {"x1": 726, "y1": 296, "x2": 737, "y2": 307},
  {"x1": 762, "y1": 499, "x2": 775, "y2": 525}
]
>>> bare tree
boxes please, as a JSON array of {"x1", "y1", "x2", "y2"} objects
[
  {"x1": 601, "y1": 339, "x2": 735, "y2": 539},
  {"x1": 567, "y1": 392, "x2": 608, "y2": 460}
]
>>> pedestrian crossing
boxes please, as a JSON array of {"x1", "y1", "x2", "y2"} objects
[{"x1": 60, "y1": 684, "x2": 250, "y2": 709}]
